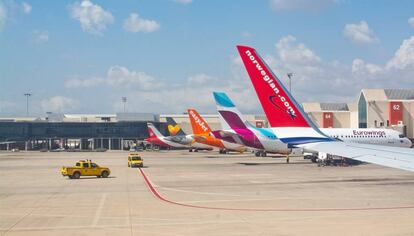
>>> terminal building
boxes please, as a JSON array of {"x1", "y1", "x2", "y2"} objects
[
  {"x1": 0, "y1": 113, "x2": 164, "y2": 151},
  {"x1": 302, "y1": 102, "x2": 358, "y2": 129},
  {"x1": 303, "y1": 89, "x2": 414, "y2": 138},
  {"x1": 1, "y1": 89, "x2": 413, "y2": 151}
]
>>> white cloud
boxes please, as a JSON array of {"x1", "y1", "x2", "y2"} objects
[
  {"x1": 269, "y1": 0, "x2": 335, "y2": 12},
  {"x1": 22, "y1": 2, "x2": 31, "y2": 14},
  {"x1": 187, "y1": 74, "x2": 217, "y2": 85},
  {"x1": 386, "y1": 36, "x2": 414, "y2": 70},
  {"x1": 173, "y1": 0, "x2": 193, "y2": 4},
  {"x1": 352, "y1": 58, "x2": 383, "y2": 75},
  {"x1": 41, "y1": 96, "x2": 77, "y2": 113},
  {"x1": 0, "y1": 3, "x2": 7, "y2": 31},
  {"x1": 33, "y1": 30, "x2": 49, "y2": 43},
  {"x1": 236, "y1": 35, "x2": 414, "y2": 104},
  {"x1": 106, "y1": 66, "x2": 162, "y2": 89},
  {"x1": 65, "y1": 66, "x2": 163, "y2": 90},
  {"x1": 64, "y1": 76, "x2": 104, "y2": 88},
  {"x1": 123, "y1": 13, "x2": 160, "y2": 33},
  {"x1": 64, "y1": 35, "x2": 414, "y2": 113},
  {"x1": 69, "y1": 0, "x2": 114, "y2": 34},
  {"x1": 276, "y1": 35, "x2": 321, "y2": 65},
  {"x1": 343, "y1": 21, "x2": 378, "y2": 44},
  {"x1": 409, "y1": 17, "x2": 414, "y2": 28}
]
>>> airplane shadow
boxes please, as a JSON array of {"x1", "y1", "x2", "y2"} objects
[{"x1": 237, "y1": 162, "x2": 313, "y2": 166}]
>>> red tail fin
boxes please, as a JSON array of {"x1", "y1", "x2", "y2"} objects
[
  {"x1": 147, "y1": 127, "x2": 157, "y2": 138},
  {"x1": 188, "y1": 109, "x2": 212, "y2": 134},
  {"x1": 147, "y1": 123, "x2": 164, "y2": 138},
  {"x1": 237, "y1": 45, "x2": 311, "y2": 128}
]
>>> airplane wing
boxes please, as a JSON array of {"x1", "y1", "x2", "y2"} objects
[{"x1": 299, "y1": 141, "x2": 414, "y2": 172}]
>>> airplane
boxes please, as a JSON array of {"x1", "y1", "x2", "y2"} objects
[
  {"x1": 145, "y1": 123, "x2": 189, "y2": 149},
  {"x1": 187, "y1": 108, "x2": 247, "y2": 154},
  {"x1": 212, "y1": 92, "x2": 301, "y2": 157},
  {"x1": 145, "y1": 123, "x2": 213, "y2": 151},
  {"x1": 212, "y1": 92, "x2": 411, "y2": 158},
  {"x1": 165, "y1": 117, "x2": 214, "y2": 151},
  {"x1": 236, "y1": 44, "x2": 414, "y2": 171}
]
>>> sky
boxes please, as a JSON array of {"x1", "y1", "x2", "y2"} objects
[{"x1": 1, "y1": 0, "x2": 414, "y2": 116}]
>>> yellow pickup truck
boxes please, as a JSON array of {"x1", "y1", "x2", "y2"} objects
[
  {"x1": 128, "y1": 153, "x2": 143, "y2": 168},
  {"x1": 61, "y1": 160, "x2": 111, "y2": 179}
]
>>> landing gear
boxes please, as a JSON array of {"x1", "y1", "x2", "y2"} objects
[
  {"x1": 255, "y1": 151, "x2": 267, "y2": 157},
  {"x1": 219, "y1": 149, "x2": 228, "y2": 154},
  {"x1": 189, "y1": 149, "x2": 193, "y2": 152}
]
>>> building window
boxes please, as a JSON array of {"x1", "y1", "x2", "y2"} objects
[{"x1": 358, "y1": 93, "x2": 367, "y2": 128}]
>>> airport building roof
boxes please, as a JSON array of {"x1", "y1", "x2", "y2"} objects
[
  {"x1": 320, "y1": 103, "x2": 349, "y2": 111},
  {"x1": 384, "y1": 89, "x2": 414, "y2": 100},
  {"x1": 361, "y1": 89, "x2": 414, "y2": 101},
  {"x1": 302, "y1": 102, "x2": 353, "y2": 112}
]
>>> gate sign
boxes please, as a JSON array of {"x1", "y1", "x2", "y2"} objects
[
  {"x1": 322, "y1": 112, "x2": 333, "y2": 128},
  {"x1": 389, "y1": 101, "x2": 403, "y2": 125}
]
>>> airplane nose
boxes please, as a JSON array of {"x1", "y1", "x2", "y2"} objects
[{"x1": 406, "y1": 138, "x2": 413, "y2": 147}]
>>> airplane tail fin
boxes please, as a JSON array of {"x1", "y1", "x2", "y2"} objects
[
  {"x1": 213, "y1": 92, "x2": 248, "y2": 130},
  {"x1": 187, "y1": 109, "x2": 212, "y2": 134},
  {"x1": 236, "y1": 45, "x2": 315, "y2": 128},
  {"x1": 147, "y1": 123, "x2": 165, "y2": 139},
  {"x1": 166, "y1": 117, "x2": 186, "y2": 136}
]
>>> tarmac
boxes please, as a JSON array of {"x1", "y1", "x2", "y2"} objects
[{"x1": 1, "y1": 150, "x2": 414, "y2": 236}]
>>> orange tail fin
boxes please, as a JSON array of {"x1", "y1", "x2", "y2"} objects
[{"x1": 188, "y1": 109, "x2": 212, "y2": 134}]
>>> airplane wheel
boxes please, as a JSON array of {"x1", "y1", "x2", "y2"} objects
[
  {"x1": 255, "y1": 152, "x2": 260, "y2": 157},
  {"x1": 261, "y1": 152, "x2": 267, "y2": 157}
]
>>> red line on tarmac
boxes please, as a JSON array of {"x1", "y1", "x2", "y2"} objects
[{"x1": 139, "y1": 168, "x2": 414, "y2": 212}]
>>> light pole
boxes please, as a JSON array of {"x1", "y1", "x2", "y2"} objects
[
  {"x1": 24, "y1": 93, "x2": 32, "y2": 116},
  {"x1": 287, "y1": 73, "x2": 293, "y2": 94},
  {"x1": 122, "y1": 97, "x2": 127, "y2": 112}
]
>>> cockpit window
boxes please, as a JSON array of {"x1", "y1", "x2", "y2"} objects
[{"x1": 399, "y1": 134, "x2": 405, "y2": 138}]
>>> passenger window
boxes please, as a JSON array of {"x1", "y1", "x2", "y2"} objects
[
  {"x1": 76, "y1": 163, "x2": 80, "y2": 167},
  {"x1": 91, "y1": 163, "x2": 98, "y2": 168},
  {"x1": 84, "y1": 163, "x2": 91, "y2": 168}
]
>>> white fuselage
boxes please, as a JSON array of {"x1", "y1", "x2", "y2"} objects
[
  {"x1": 321, "y1": 128, "x2": 412, "y2": 148},
  {"x1": 221, "y1": 140, "x2": 247, "y2": 152}
]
